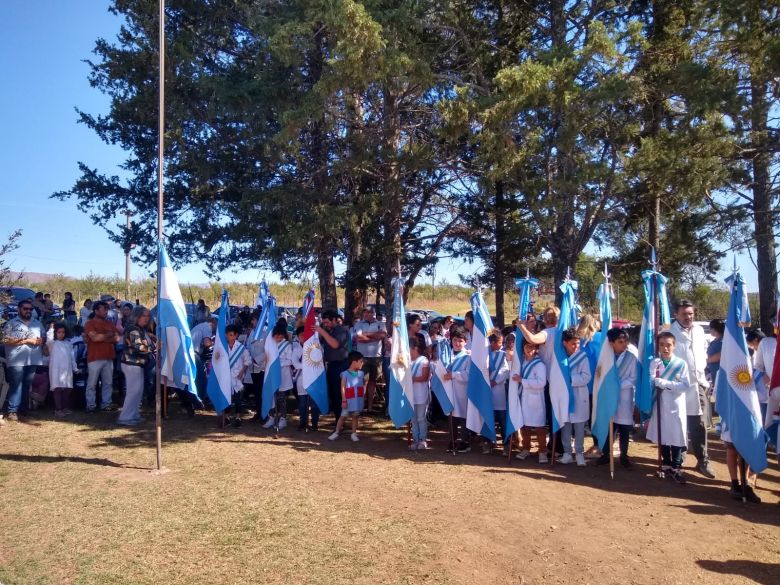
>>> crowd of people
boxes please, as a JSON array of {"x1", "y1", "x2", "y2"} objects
[{"x1": 1, "y1": 291, "x2": 778, "y2": 505}]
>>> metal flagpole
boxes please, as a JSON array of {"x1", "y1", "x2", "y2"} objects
[{"x1": 154, "y1": 0, "x2": 165, "y2": 471}]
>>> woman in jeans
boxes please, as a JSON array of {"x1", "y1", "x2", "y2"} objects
[{"x1": 118, "y1": 306, "x2": 152, "y2": 426}]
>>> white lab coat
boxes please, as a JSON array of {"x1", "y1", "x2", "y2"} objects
[
  {"x1": 670, "y1": 321, "x2": 708, "y2": 416},
  {"x1": 489, "y1": 349, "x2": 510, "y2": 410},
  {"x1": 568, "y1": 350, "x2": 592, "y2": 424},
  {"x1": 613, "y1": 351, "x2": 638, "y2": 426},
  {"x1": 519, "y1": 358, "x2": 547, "y2": 427},
  {"x1": 646, "y1": 356, "x2": 690, "y2": 447},
  {"x1": 46, "y1": 330, "x2": 77, "y2": 389},
  {"x1": 448, "y1": 350, "x2": 471, "y2": 418}
]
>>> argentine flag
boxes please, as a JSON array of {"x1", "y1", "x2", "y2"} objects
[
  {"x1": 549, "y1": 278, "x2": 579, "y2": 432},
  {"x1": 636, "y1": 268, "x2": 671, "y2": 418},
  {"x1": 388, "y1": 279, "x2": 414, "y2": 427},
  {"x1": 157, "y1": 243, "x2": 200, "y2": 402},
  {"x1": 506, "y1": 275, "x2": 537, "y2": 441},
  {"x1": 466, "y1": 290, "x2": 496, "y2": 441},
  {"x1": 431, "y1": 338, "x2": 454, "y2": 416},
  {"x1": 300, "y1": 290, "x2": 328, "y2": 413},
  {"x1": 590, "y1": 281, "x2": 621, "y2": 448},
  {"x1": 714, "y1": 271, "x2": 768, "y2": 473},
  {"x1": 206, "y1": 290, "x2": 232, "y2": 414},
  {"x1": 260, "y1": 295, "x2": 281, "y2": 418}
]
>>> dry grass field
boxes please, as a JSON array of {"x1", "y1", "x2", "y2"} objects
[{"x1": 1, "y1": 408, "x2": 778, "y2": 585}]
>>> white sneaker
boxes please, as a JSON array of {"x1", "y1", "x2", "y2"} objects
[
  {"x1": 262, "y1": 418, "x2": 275, "y2": 429},
  {"x1": 559, "y1": 452, "x2": 574, "y2": 464},
  {"x1": 328, "y1": 432, "x2": 339, "y2": 441},
  {"x1": 576, "y1": 453, "x2": 586, "y2": 467},
  {"x1": 350, "y1": 432, "x2": 359, "y2": 442},
  {"x1": 418, "y1": 441, "x2": 430, "y2": 450},
  {"x1": 538, "y1": 452, "x2": 549, "y2": 464},
  {"x1": 278, "y1": 418, "x2": 288, "y2": 430},
  {"x1": 515, "y1": 449, "x2": 531, "y2": 460}
]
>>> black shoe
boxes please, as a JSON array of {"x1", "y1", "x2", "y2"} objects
[
  {"x1": 670, "y1": 468, "x2": 687, "y2": 484},
  {"x1": 620, "y1": 456, "x2": 633, "y2": 469},
  {"x1": 729, "y1": 486, "x2": 743, "y2": 500},
  {"x1": 456, "y1": 442, "x2": 471, "y2": 453},
  {"x1": 742, "y1": 486, "x2": 762, "y2": 503},
  {"x1": 697, "y1": 461, "x2": 716, "y2": 479},
  {"x1": 298, "y1": 426, "x2": 306, "y2": 431},
  {"x1": 231, "y1": 418, "x2": 242, "y2": 428},
  {"x1": 310, "y1": 426, "x2": 318, "y2": 432},
  {"x1": 596, "y1": 455, "x2": 610, "y2": 466}
]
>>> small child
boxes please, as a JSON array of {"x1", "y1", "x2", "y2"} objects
[
  {"x1": 560, "y1": 328, "x2": 592, "y2": 466},
  {"x1": 646, "y1": 331, "x2": 689, "y2": 483},
  {"x1": 225, "y1": 324, "x2": 252, "y2": 428},
  {"x1": 513, "y1": 342, "x2": 548, "y2": 463},
  {"x1": 443, "y1": 327, "x2": 472, "y2": 453},
  {"x1": 47, "y1": 322, "x2": 78, "y2": 418},
  {"x1": 486, "y1": 331, "x2": 510, "y2": 453},
  {"x1": 329, "y1": 351, "x2": 365, "y2": 442},
  {"x1": 597, "y1": 328, "x2": 638, "y2": 468},
  {"x1": 263, "y1": 323, "x2": 294, "y2": 431},
  {"x1": 409, "y1": 337, "x2": 431, "y2": 450}
]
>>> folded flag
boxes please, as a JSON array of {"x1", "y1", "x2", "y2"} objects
[
  {"x1": 206, "y1": 290, "x2": 232, "y2": 414},
  {"x1": 549, "y1": 277, "x2": 579, "y2": 432},
  {"x1": 157, "y1": 243, "x2": 201, "y2": 403},
  {"x1": 300, "y1": 289, "x2": 328, "y2": 414},
  {"x1": 591, "y1": 275, "x2": 621, "y2": 448},
  {"x1": 715, "y1": 270, "x2": 768, "y2": 473},
  {"x1": 636, "y1": 265, "x2": 671, "y2": 418},
  {"x1": 388, "y1": 278, "x2": 414, "y2": 427},
  {"x1": 260, "y1": 295, "x2": 281, "y2": 418},
  {"x1": 505, "y1": 274, "x2": 536, "y2": 442},
  {"x1": 431, "y1": 338, "x2": 454, "y2": 416},
  {"x1": 466, "y1": 289, "x2": 496, "y2": 441}
]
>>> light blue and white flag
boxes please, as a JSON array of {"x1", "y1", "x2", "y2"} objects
[
  {"x1": 157, "y1": 243, "x2": 201, "y2": 403},
  {"x1": 506, "y1": 274, "x2": 537, "y2": 442},
  {"x1": 300, "y1": 289, "x2": 328, "y2": 413},
  {"x1": 260, "y1": 294, "x2": 281, "y2": 418},
  {"x1": 549, "y1": 277, "x2": 579, "y2": 432},
  {"x1": 388, "y1": 278, "x2": 414, "y2": 427},
  {"x1": 715, "y1": 270, "x2": 768, "y2": 473},
  {"x1": 206, "y1": 290, "x2": 232, "y2": 414},
  {"x1": 636, "y1": 265, "x2": 671, "y2": 418},
  {"x1": 431, "y1": 338, "x2": 454, "y2": 416},
  {"x1": 466, "y1": 290, "x2": 496, "y2": 441},
  {"x1": 590, "y1": 275, "x2": 622, "y2": 449}
]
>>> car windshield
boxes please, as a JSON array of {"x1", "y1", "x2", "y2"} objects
[{"x1": 10, "y1": 288, "x2": 35, "y2": 303}]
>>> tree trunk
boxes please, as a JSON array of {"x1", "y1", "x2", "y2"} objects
[
  {"x1": 494, "y1": 180, "x2": 506, "y2": 326},
  {"x1": 749, "y1": 75, "x2": 778, "y2": 334},
  {"x1": 382, "y1": 87, "x2": 403, "y2": 323}
]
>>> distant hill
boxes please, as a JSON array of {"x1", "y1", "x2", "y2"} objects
[{"x1": 8, "y1": 271, "x2": 59, "y2": 285}]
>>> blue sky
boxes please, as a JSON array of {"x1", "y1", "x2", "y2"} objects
[{"x1": 0, "y1": 1, "x2": 766, "y2": 292}]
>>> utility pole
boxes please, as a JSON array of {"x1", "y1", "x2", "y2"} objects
[{"x1": 123, "y1": 209, "x2": 133, "y2": 300}]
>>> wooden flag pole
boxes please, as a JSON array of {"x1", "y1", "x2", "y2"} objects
[
  {"x1": 608, "y1": 418, "x2": 615, "y2": 480},
  {"x1": 447, "y1": 413, "x2": 456, "y2": 456}
]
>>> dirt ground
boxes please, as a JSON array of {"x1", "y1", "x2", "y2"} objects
[{"x1": 0, "y1": 408, "x2": 778, "y2": 585}]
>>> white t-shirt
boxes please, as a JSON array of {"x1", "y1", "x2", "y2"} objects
[
  {"x1": 355, "y1": 319, "x2": 385, "y2": 358},
  {"x1": 411, "y1": 355, "x2": 430, "y2": 405}
]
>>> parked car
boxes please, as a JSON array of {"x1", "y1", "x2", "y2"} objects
[{"x1": 0, "y1": 286, "x2": 61, "y2": 321}]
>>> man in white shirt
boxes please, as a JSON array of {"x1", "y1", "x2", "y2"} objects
[
  {"x1": 355, "y1": 307, "x2": 386, "y2": 413},
  {"x1": 670, "y1": 299, "x2": 714, "y2": 478}
]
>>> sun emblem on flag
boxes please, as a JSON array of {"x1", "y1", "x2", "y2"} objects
[
  {"x1": 213, "y1": 350, "x2": 222, "y2": 362},
  {"x1": 729, "y1": 365, "x2": 753, "y2": 391},
  {"x1": 304, "y1": 342, "x2": 324, "y2": 367},
  {"x1": 395, "y1": 353, "x2": 408, "y2": 367}
]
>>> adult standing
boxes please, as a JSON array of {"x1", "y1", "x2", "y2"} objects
[
  {"x1": 1, "y1": 300, "x2": 44, "y2": 421},
  {"x1": 193, "y1": 299, "x2": 211, "y2": 326},
  {"x1": 355, "y1": 307, "x2": 386, "y2": 413},
  {"x1": 62, "y1": 292, "x2": 77, "y2": 327},
  {"x1": 317, "y1": 309, "x2": 349, "y2": 422},
  {"x1": 79, "y1": 299, "x2": 93, "y2": 327},
  {"x1": 670, "y1": 299, "x2": 715, "y2": 478},
  {"x1": 83, "y1": 300, "x2": 120, "y2": 412},
  {"x1": 118, "y1": 306, "x2": 152, "y2": 425}
]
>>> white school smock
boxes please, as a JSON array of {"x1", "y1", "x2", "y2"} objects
[
  {"x1": 754, "y1": 336, "x2": 776, "y2": 385},
  {"x1": 671, "y1": 320, "x2": 708, "y2": 416},
  {"x1": 411, "y1": 355, "x2": 431, "y2": 406},
  {"x1": 47, "y1": 330, "x2": 77, "y2": 389},
  {"x1": 277, "y1": 340, "x2": 294, "y2": 391},
  {"x1": 646, "y1": 356, "x2": 689, "y2": 447},
  {"x1": 519, "y1": 358, "x2": 547, "y2": 427},
  {"x1": 489, "y1": 349, "x2": 510, "y2": 410},
  {"x1": 568, "y1": 349, "x2": 592, "y2": 424},
  {"x1": 613, "y1": 350, "x2": 638, "y2": 426},
  {"x1": 448, "y1": 350, "x2": 471, "y2": 418}
]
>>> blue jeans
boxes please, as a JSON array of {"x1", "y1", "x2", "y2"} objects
[
  {"x1": 297, "y1": 394, "x2": 320, "y2": 429},
  {"x1": 6, "y1": 365, "x2": 37, "y2": 414}
]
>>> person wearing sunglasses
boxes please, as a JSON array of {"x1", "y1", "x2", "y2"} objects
[{"x1": 1, "y1": 300, "x2": 44, "y2": 421}]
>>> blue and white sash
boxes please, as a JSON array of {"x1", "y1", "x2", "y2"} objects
[
  {"x1": 522, "y1": 357, "x2": 543, "y2": 380},
  {"x1": 659, "y1": 356, "x2": 685, "y2": 381},
  {"x1": 447, "y1": 352, "x2": 469, "y2": 373},
  {"x1": 489, "y1": 350, "x2": 506, "y2": 382}
]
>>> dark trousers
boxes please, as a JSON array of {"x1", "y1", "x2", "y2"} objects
[
  {"x1": 251, "y1": 371, "x2": 265, "y2": 416},
  {"x1": 661, "y1": 445, "x2": 684, "y2": 468},
  {"x1": 326, "y1": 360, "x2": 348, "y2": 420},
  {"x1": 687, "y1": 414, "x2": 708, "y2": 464},
  {"x1": 601, "y1": 423, "x2": 631, "y2": 458},
  {"x1": 297, "y1": 394, "x2": 320, "y2": 429}
]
